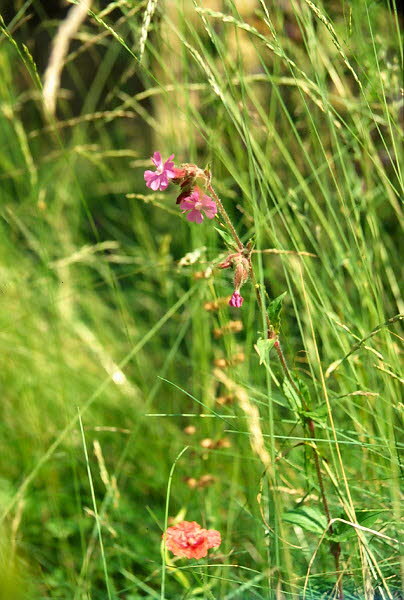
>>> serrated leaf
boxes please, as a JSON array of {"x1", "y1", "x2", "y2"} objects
[
  {"x1": 267, "y1": 292, "x2": 287, "y2": 333},
  {"x1": 214, "y1": 227, "x2": 238, "y2": 249},
  {"x1": 255, "y1": 338, "x2": 275, "y2": 364},
  {"x1": 283, "y1": 506, "x2": 328, "y2": 534}
]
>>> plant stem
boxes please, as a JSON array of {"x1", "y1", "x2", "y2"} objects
[
  {"x1": 274, "y1": 337, "x2": 343, "y2": 598},
  {"x1": 208, "y1": 181, "x2": 343, "y2": 599},
  {"x1": 273, "y1": 339, "x2": 342, "y2": 594},
  {"x1": 206, "y1": 183, "x2": 244, "y2": 251}
]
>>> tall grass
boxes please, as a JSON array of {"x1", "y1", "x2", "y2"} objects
[{"x1": 0, "y1": 1, "x2": 402, "y2": 598}]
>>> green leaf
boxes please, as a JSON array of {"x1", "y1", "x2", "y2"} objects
[
  {"x1": 300, "y1": 404, "x2": 328, "y2": 427},
  {"x1": 330, "y1": 510, "x2": 384, "y2": 542},
  {"x1": 283, "y1": 506, "x2": 328, "y2": 534},
  {"x1": 282, "y1": 376, "x2": 305, "y2": 413},
  {"x1": 214, "y1": 226, "x2": 238, "y2": 249},
  {"x1": 255, "y1": 338, "x2": 275, "y2": 364},
  {"x1": 282, "y1": 376, "x2": 327, "y2": 426},
  {"x1": 267, "y1": 292, "x2": 287, "y2": 333}
]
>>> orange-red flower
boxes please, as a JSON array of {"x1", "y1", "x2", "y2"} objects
[{"x1": 163, "y1": 520, "x2": 221, "y2": 559}]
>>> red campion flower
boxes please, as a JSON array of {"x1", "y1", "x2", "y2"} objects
[
  {"x1": 144, "y1": 152, "x2": 176, "y2": 191},
  {"x1": 179, "y1": 187, "x2": 217, "y2": 223},
  {"x1": 163, "y1": 520, "x2": 221, "y2": 559}
]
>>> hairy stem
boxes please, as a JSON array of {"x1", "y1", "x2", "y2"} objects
[{"x1": 206, "y1": 183, "x2": 244, "y2": 251}]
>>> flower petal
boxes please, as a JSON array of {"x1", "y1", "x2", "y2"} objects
[
  {"x1": 203, "y1": 205, "x2": 217, "y2": 219},
  {"x1": 159, "y1": 172, "x2": 169, "y2": 188},
  {"x1": 229, "y1": 291, "x2": 244, "y2": 307},
  {"x1": 187, "y1": 210, "x2": 204, "y2": 223},
  {"x1": 164, "y1": 154, "x2": 175, "y2": 171},
  {"x1": 151, "y1": 151, "x2": 162, "y2": 168},
  {"x1": 149, "y1": 176, "x2": 161, "y2": 191},
  {"x1": 163, "y1": 521, "x2": 221, "y2": 560},
  {"x1": 206, "y1": 529, "x2": 221, "y2": 548},
  {"x1": 165, "y1": 168, "x2": 176, "y2": 178},
  {"x1": 180, "y1": 198, "x2": 197, "y2": 211}
]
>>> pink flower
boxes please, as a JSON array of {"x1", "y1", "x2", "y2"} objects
[
  {"x1": 179, "y1": 187, "x2": 217, "y2": 224},
  {"x1": 163, "y1": 521, "x2": 221, "y2": 559},
  {"x1": 144, "y1": 152, "x2": 176, "y2": 191},
  {"x1": 229, "y1": 291, "x2": 244, "y2": 308}
]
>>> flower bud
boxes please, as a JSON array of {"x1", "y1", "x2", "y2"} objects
[
  {"x1": 229, "y1": 291, "x2": 244, "y2": 308},
  {"x1": 233, "y1": 256, "x2": 250, "y2": 290}
]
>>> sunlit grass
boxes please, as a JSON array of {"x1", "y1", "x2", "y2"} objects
[{"x1": 0, "y1": 1, "x2": 402, "y2": 598}]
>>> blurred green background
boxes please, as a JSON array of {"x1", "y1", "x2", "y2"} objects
[{"x1": 0, "y1": 1, "x2": 402, "y2": 598}]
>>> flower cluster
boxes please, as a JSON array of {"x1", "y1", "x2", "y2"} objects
[
  {"x1": 163, "y1": 520, "x2": 221, "y2": 559},
  {"x1": 144, "y1": 151, "x2": 248, "y2": 307},
  {"x1": 144, "y1": 152, "x2": 217, "y2": 223}
]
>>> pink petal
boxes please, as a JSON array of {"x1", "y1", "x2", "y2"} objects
[
  {"x1": 206, "y1": 530, "x2": 221, "y2": 548},
  {"x1": 201, "y1": 195, "x2": 216, "y2": 208},
  {"x1": 165, "y1": 168, "x2": 176, "y2": 178},
  {"x1": 203, "y1": 206, "x2": 217, "y2": 219},
  {"x1": 180, "y1": 198, "x2": 197, "y2": 211},
  {"x1": 188, "y1": 190, "x2": 200, "y2": 202},
  {"x1": 229, "y1": 291, "x2": 244, "y2": 307},
  {"x1": 201, "y1": 195, "x2": 217, "y2": 219},
  {"x1": 151, "y1": 151, "x2": 162, "y2": 168},
  {"x1": 189, "y1": 544, "x2": 209, "y2": 559},
  {"x1": 159, "y1": 172, "x2": 168, "y2": 187},
  {"x1": 187, "y1": 210, "x2": 204, "y2": 223},
  {"x1": 144, "y1": 170, "x2": 154, "y2": 183},
  {"x1": 149, "y1": 176, "x2": 161, "y2": 191},
  {"x1": 164, "y1": 154, "x2": 175, "y2": 169}
]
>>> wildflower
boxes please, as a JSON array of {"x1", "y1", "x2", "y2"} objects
[
  {"x1": 179, "y1": 187, "x2": 217, "y2": 223},
  {"x1": 229, "y1": 291, "x2": 244, "y2": 308},
  {"x1": 144, "y1": 152, "x2": 176, "y2": 191},
  {"x1": 163, "y1": 520, "x2": 221, "y2": 559}
]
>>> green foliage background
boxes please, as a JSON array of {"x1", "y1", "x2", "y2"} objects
[{"x1": 0, "y1": 1, "x2": 402, "y2": 598}]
